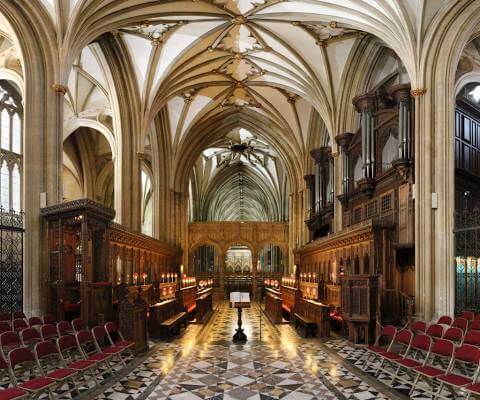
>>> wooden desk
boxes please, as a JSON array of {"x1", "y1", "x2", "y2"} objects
[
  {"x1": 280, "y1": 285, "x2": 297, "y2": 319},
  {"x1": 195, "y1": 288, "x2": 213, "y2": 324},
  {"x1": 296, "y1": 298, "x2": 330, "y2": 338},
  {"x1": 148, "y1": 299, "x2": 179, "y2": 338},
  {"x1": 265, "y1": 290, "x2": 282, "y2": 324},
  {"x1": 178, "y1": 286, "x2": 197, "y2": 314}
]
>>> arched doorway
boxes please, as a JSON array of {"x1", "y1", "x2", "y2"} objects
[{"x1": 224, "y1": 245, "x2": 253, "y2": 296}]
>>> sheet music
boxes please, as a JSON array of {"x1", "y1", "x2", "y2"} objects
[{"x1": 230, "y1": 292, "x2": 250, "y2": 307}]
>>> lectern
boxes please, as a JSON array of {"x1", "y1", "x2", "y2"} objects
[{"x1": 230, "y1": 292, "x2": 250, "y2": 342}]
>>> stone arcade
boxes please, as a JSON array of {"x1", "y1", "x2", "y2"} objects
[{"x1": 0, "y1": 1, "x2": 480, "y2": 399}]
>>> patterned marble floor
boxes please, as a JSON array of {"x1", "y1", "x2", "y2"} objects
[
  {"x1": 25, "y1": 302, "x2": 465, "y2": 400},
  {"x1": 88, "y1": 302, "x2": 408, "y2": 400}
]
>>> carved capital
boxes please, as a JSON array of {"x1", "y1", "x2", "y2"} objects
[
  {"x1": 410, "y1": 88, "x2": 427, "y2": 97},
  {"x1": 52, "y1": 84, "x2": 68, "y2": 94}
]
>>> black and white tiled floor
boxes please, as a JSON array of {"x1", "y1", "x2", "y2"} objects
[{"x1": 18, "y1": 303, "x2": 476, "y2": 399}]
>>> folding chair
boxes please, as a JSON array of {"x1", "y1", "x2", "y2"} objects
[
  {"x1": 460, "y1": 311, "x2": 475, "y2": 322},
  {"x1": 426, "y1": 323, "x2": 444, "y2": 340},
  {"x1": 375, "y1": 329, "x2": 413, "y2": 376},
  {"x1": 72, "y1": 318, "x2": 85, "y2": 333},
  {"x1": 56, "y1": 335, "x2": 99, "y2": 385},
  {"x1": 0, "y1": 322, "x2": 11, "y2": 334},
  {"x1": 40, "y1": 324, "x2": 58, "y2": 341},
  {"x1": 8, "y1": 347, "x2": 55, "y2": 398},
  {"x1": 390, "y1": 334, "x2": 432, "y2": 386},
  {"x1": 11, "y1": 320, "x2": 27, "y2": 333},
  {"x1": 92, "y1": 326, "x2": 126, "y2": 366},
  {"x1": 19, "y1": 327, "x2": 41, "y2": 347},
  {"x1": 443, "y1": 327, "x2": 464, "y2": 344},
  {"x1": 75, "y1": 330, "x2": 115, "y2": 377},
  {"x1": 0, "y1": 388, "x2": 28, "y2": 400},
  {"x1": 57, "y1": 321, "x2": 74, "y2": 337},
  {"x1": 11, "y1": 313, "x2": 25, "y2": 321},
  {"x1": 0, "y1": 332, "x2": 22, "y2": 358},
  {"x1": 438, "y1": 316, "x2": 453, "y2": 326},
  {"x1": 452, "y1": 317, "x2": 469, "y2": 333},
  {"x1": 104, "y1": 322, "x2": 134, "y2": 358},
  {"x1": 435, "y1": 344, "x2": 480, "y2": 398},
  {"x1": 470, "y1": 320, "x2": 480, "y2": 332},
  {"x1": 27, "y1": 317, "x2": 42, "y2": 328},
  {"x1": 410, "y1": 339, "x2": 454, "y2": 396},
  {"x1": 411, "y1": 321, "x2": 427, "y2": 335},
  {"x1": 0, "y1": 313, "x2": 11, "y2": 322},
  {"x1": 42, "y1": 314, "x2": 55, "y2": 325},
  {"x1": 362, "y1": 324, "x2": 397, "y2": 370},
  {"x1": 463, "y1": 330, "x2": 480, "y2": 347},
  {"x1": 34, "y1": 340, "x2": 78, "y2": 395}
]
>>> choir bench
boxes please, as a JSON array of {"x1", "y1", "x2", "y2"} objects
[
  {"x1": 293, "y1": 312, "x2": 316, "y2": 338},
  {"x1": 160, "y1": 311, "x2": 187, "y2": 339}
]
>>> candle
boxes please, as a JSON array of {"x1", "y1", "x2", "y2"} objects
[
  {"x1": 133, "y1": 273, "x2": 138, "y2": 286},
  {"x1": 142, "y1": 272, "x2": 147, "y2": 285}
]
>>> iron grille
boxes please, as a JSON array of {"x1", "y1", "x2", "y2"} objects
[
  {"x1": 0, "y1": 208, "x2": 23, "y2": 313},
  {"x1": 455, "y1": 208, "x2": 480, "y2": 314}
]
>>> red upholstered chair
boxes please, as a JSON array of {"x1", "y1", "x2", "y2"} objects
[
  {"x1": 0, "y1": 388, "x2": 28, "y2": 400},
  {"x1": 27, "y1": 317, "x2": 42, "y2": 328},
  {"x1": 460, "y1": 311, "x2": 475, "y2": 322},
  {"x1": 11, "y1": 320, "x2": 27, "y2": 333},
  {"x1": 34, "y1": 340, "x2": 78, "y2": 394},
  {"x1": 390, "y1": 334, "x2": 432, "y2": 386},
  {"x1": 40, "y1": 324, "x2": 58, "y2": 341},
  {"x1": 0, "y1": 313, "x2": 10, "y2": 322},
  {"x1": 435, "y1": 344, "x2": 480, "y2": 398},
  {"x1": 72, "y1": 318, "x2": 85, "y2": 333},
  {"x1": 105, "y1": 322, "x2": 134, "y2": 358},
  {"x1": 19, "y1": 327, "x2": 41, "y2": 347},
  {"x1": 75, "y1": 330, "x2": 114, "y2": 376},
  {"x1": 437, "y1": 315, "x2": 453, "y2": 326},
  {"x1": 0, "y1": 322, "x2": 11, "y2": 334},
  {"x1": 470, "y1": 319, "x2": 480, "y2": 332},
  {"x1": 92, "y1": 326, "x2": 126, "y2": 366},
  {"x1": 375, "y1": 329, "x2": 413, "y2": 376},
  {"x1": 452, "y1": 317, "x2": 469, "y2": 333},
  {"x1": 463, "y1": 330, "x2": 480, "y2": 347},
  {"x1": 426, "y1": 323, "x2": 444, "y2": 340},
  {"x1": 443, "y1": 327, "x2": 464, "y2": 343},
  {"x1": 42, "y1": 314, "x2": 55, "y2": 325},
  {"x1": 56, "y1": 335, "x2": 99, "y2": 385},
  {"x1": 410, "y1": 321, "x2": 427, "y2": 335},
  {"x1": 8, "y1": 347, "x2": 55, "y2": 397},
  {"x1": 0, "y1": 332, "x2": 21, "y2": 358},
  {"x1": 410, "y1": 339, "x2": 454, "y2": 396},
  {"x1": 363, "y1": 324, "x2": 397, "y2": 370},
  {"x1": 57, "y1": 321, "x2": 74, "y2": 337},
  {"x1": 11, "y1": 312, "x2": 25, "y2": 321}
]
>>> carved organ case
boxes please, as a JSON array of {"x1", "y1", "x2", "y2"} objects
[
  {"x1": 42, "y1": 199, "x2": 115, "y2": 326},
  {"x1": 301, "y1": 83, "x2": 415, "y2": 326}
]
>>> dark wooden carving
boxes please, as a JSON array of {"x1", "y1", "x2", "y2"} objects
[{"x1": 118, "y1": 285, "x2": 148, "y2": 354}]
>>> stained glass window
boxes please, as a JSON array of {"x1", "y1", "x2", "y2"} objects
[
  {"x1": 0, "y1": 82, "x2": 23, "y2": 212},
  {"x1": 11, "y1": 114, "x2": 20, "y2": 154},
  {"x1": 1, "y1": 110, "x2": 9, "y2": 151},
  {"x1": 1, "y1": 161, "x2": 9, "y2": 210},
  {"x1": 11, "y1": 165, "x2": 20, "y2": 212}
]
